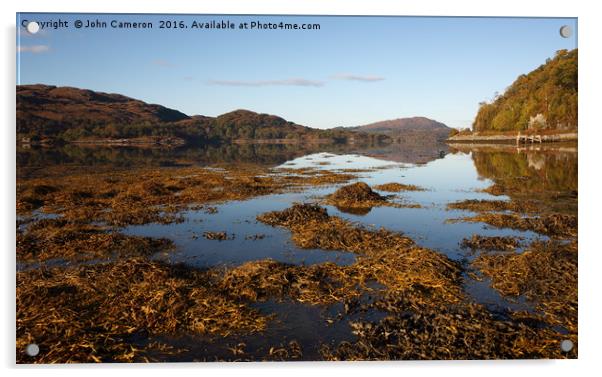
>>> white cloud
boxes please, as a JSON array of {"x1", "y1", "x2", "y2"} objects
[
  {"x1": 207, "y1": 78, "x2": 324, "y2": 87},
  {"x1": 331, "y1": 74, "x2": 385, "y2": 82},
  {"x1": 17, "y1": 45, "x2": 50, "y2": 53}
]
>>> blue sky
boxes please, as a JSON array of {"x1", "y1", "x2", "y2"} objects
[{"x1": 17, "y1": 14, "x2": 577, "y2": 129}]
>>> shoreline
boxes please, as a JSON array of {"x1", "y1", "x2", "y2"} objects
[
  {"x1": 448, "y1": 141, "x2": 577, "y2": 153},
  {"x1": 20, "y1": 137, "x2": 351, "y2": 148},
  {"x1": 447, "y1": 132, "x2": 577, "y2": 144}
]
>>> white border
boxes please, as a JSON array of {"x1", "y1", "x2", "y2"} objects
[{"x1": 2, "y1": 1, "x2": 600, "y2": 376}]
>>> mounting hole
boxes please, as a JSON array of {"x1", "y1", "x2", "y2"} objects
[
  {"x1": 25, "y1": 343, "x2": 39, "y2": 357},
  {"x1": 26, "y1": 21, "x2": 40, "y2": 34},
  {"x1": 559, "y1": 25, "x2": 572, "y2": 38},
  {"x1": 560, "y1": 339, "x2": 574, "y2": 352}
]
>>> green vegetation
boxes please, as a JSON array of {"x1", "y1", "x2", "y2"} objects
[
  {"x1": 201, "y1": 110, "x2": 366, "y2": 143},
  {"x1": 17, "y1": 85, "x2": 382, "y2": 145},
  {"x1": 473, "y1": 49, "x2": 577, "y2": 132}
]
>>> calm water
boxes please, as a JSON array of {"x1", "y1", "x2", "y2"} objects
[
  {"x1": 116, "y1": 145, "x2": 577, "y2": 265},
  {"x1": 17, "y1": 142, "x2": 577, "y2": 360},
  {"x1": 122, "y1": 151, "x2": 534, "y2": 266}
]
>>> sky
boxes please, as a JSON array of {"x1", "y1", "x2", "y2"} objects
[{"x1": 16, "y1": 13, "x2": 577, "y2": 129}]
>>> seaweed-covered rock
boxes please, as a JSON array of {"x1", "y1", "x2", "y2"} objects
[
  {"x1": 257, "y1": 203, "x2": 329, "y2": 227},
  {"x1": 329, "y1": 182, "x2": 385, "y2": 204}
]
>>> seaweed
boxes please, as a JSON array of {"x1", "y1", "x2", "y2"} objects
[
  {"x1": 16, "y1": 258, "x2": 269, "y2": 363},
  {"x1": 17, "y1": 202, "x2": 578, "y2": 362},
  {"x1": 448, "y1": 199, "x2": 538, "y2": 213},
  {"x1": 323, "y1": 182, "x2": 422, "y2": 211},
  {"x1": 257, "y1": 203, "x2": 577, "y2": 360},
  {"x1": 16, "y1": 165, "x2": 357, "y2": 228},
  {"x1": 461, "y1": 234, "x2": 522, "y2": 251},
  {"x1": 17, "y1": 219, "x2": 174, "y2": 263},
  {"x1": 459, "y1": 213, "x2": 577, "y2": 238},
  {"x1": 374, "y1": 182, "x2": 426, "y2": 192},
  {"x1": 328, "y1": 182, "x2": 385, "y2": 204},
  {"x1": 320, "y1": 298, "x2": 573, "y2": 360},
  {"x1": 472, "y1": 240, "x2": 577, "y2": 333},
  {"x1": 203, "y1": 231, "x2": 233, "y2": 241},
  {"x1": 258, "y1": 203, "x2": 464, "y2": 301},
  {"x1": 322, "y1": 182, "x2": 415, "y2": 210},
  {"x1": 15, "y1": 158, "x2": 578, "y2": 362}
]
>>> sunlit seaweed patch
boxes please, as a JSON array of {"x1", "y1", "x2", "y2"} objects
[
  {"x1": 374, "y1": 182, "x2": 426, "y2": 192},
  {"x1": 17, "y1": 218, "x2": 174, "y2": 263},
  {"x1": 448, "y1": 199, "x2": 538, "y2": 213},
  {"x1": 472, "y1": 240, "x2": 577, "y2": 334},
  {"x1": 457, "y1": 213, "x2": 577, "y2": 238},
  {"x1": 16, "y1": 166, "x2": 357, "y2": 228},
  {"x1": 16, "y1": 201, "x2": 578, "y2": 362},
  {"x1": 461, "y1": 234, "x2": 523, "y2": 251},
  {"x1": 257, "y1": 203, "x2": 576, "y2": 360}
]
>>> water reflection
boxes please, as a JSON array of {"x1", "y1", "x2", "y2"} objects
[
  {"x1": 17, "y1": 143, "x2": 577, "y2": 264},
  {"x1": 450, "y1": 143, "x2": 577, "y2": 213},
  {"x1": 16, "y1": 140, "x2": 450, "y2": 179},
  {"x1": 116, "y1": 143, "x2": 577, "y2": 269}
]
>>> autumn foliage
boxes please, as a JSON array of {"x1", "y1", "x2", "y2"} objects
[{"x1": 473, "y1": 49, "x2": 577, "y2": 132}]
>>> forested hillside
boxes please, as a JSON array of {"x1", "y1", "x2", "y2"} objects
[{"x1": 473, "y1": 49, "x2": 577, "y2": 133}]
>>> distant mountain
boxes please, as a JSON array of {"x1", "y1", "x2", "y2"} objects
[
  {"x1": 349, "y1": 117, "x2": 453, "y2": 142},
  {"x1": 17, "y1": 85, "x2": 368, "y2": 145}
]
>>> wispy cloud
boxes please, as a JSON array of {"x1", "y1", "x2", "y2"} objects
[
  {"x1": 331, "y1": 74, "x2": 385, "y2": 82},
  {"x1": 152, "y1": 59, "x2": 174, "y2": 68},
  {"x1": 207, "y1": 78, "x2": 325, "y2": 87},
  {"x1": 17, "y1": 45, "x2": 50, "y2": 53},
  {"x1": 183, "y1": 76, "x2": 195, "y2": 81}
]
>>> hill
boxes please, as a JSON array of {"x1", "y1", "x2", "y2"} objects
[
  {"x1": 16, "y1": 85, "x2": 366, "y2": 145},
  {"x1": 206, "y1": 109, "x2": 332, "y2": 141},
  {"x1": 349, "y1": 117, "x2": 453, "y2": 142},
  {"x1": 473, "y1": 49, "x2": 577, "y2": 133},
  {"x1": 17, "y1": 84, "x2": 192, "y2": 140}
]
